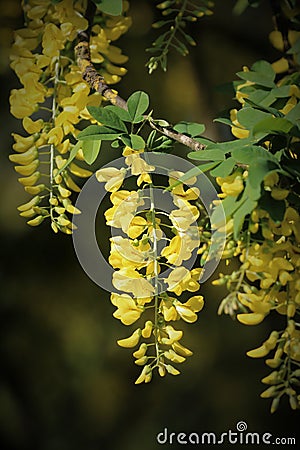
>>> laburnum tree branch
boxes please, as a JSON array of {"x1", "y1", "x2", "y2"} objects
[{"x1": 74, "y1": 2, "x2": 205, "y2": 152}]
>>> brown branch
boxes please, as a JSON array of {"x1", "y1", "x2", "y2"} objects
[
  {"x1": 148, "y1": 121, "x2": 205, "y2": 151},
  {"x1": 75, "y1": 40, "x2": 128, "y2": 109},
  {"x1": 74, "y1": 3, "x2": 205, "y2": 152}
]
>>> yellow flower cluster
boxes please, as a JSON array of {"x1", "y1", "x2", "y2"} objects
[
  {"x1": 213, "y1": 159, "x2": 300, "y2": 410},
  {"x1": 96, "y1": 146, "x2": 204, "y2": 383},
  {"x1": 9, "y1": 0, "x2": 131, "y2": 232}
]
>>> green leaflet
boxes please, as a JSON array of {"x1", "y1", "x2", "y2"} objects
[
  {"x1": 246, "y1": 90, "x2": 277, "y2": 109},
  {"x1": 252, "y1": 117, "x2": 294, "y2": 136},
  {"x1": 87, "y1": 106, "x2": 127, "y2": 132},
  {"x1": 210, "y1": 157, "x2": 236, "y2": 177},
  {"x1": 237, "y1": 107, "x2": 271, "y2": 131},
  {"x1": 188, "y1": 149, "x2": 225, "y2": 161},
  {"x1": 237, "y1": 60, "x2": 276, "y2": 88},
  {"x1": 81, "y1": 140, "x2": 101, "y2": 165},
  {"x1": 248, "y1": 158, "x2": 280, "y2": 197},
  {"x1": 93, "y1": 0, "x2": 123, "y2": 16},
  {"x1": 233, "y1": 196, "x2": 257, "y2": 238},
  {"x1": 127, "y1": 91, "x2": 149, "y2": 123},
  {"x1": 231, "y1": 145, "x2": 279, "y2": 165},
  {"x1": 174, "y1": 121, "x2": 205, "y2": 137},
  {"x1": 120, "y1": 134, "x2": 146, "y2": 150},
  {"x1": 77, "y1": 125, "x2": 120, "y2": 141},
  {"x1": 286, "y1": 101, "x2": 300, "y2": 130},
  {"x1": 104, "y1": 105, "x2": 132, "y2": 122}
]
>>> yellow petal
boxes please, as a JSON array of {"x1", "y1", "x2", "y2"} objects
[
  {"x1": 117, "y1": 328, "x2": 141, "y2": 348},
  {"x1": 237, "y1": 313, "x2": 265, "y2": 325}
]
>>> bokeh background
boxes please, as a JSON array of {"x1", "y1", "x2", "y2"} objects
[{"x1": 0, "y1": 1, "x2": 299, "y2": 449}]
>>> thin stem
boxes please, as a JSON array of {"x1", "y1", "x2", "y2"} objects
[{"x1": 49, "y1": 58, "x2": 60, "y2": 219}]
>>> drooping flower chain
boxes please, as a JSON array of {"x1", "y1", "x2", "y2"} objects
[
  {"x1": 96, "y1": 145, "x2": 205, "y2": 383},
  {"x1": 9, "y1": 0, "x2": 131, "y2": 233},
  {"x1": 213, "y1": 56, "x2": 300, "y2": 412}
]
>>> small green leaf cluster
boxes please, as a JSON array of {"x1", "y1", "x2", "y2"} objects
[
  {"x1": 146, "y1": 0, "x2": 214, "y2": 73},
  {"x1": 78, "y1": 91, "x2": 150, "y2": 151}
]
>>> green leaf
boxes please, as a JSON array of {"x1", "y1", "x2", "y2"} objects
[
  {"x1": 233, "y1": 197, "x2": 257, "y2": 238},
  {"x1": 252, "y1": 117, "x2": 293, "y2": 136},
  {"x1": 246, "y1": 89, "x2": 277, "y2": 108},
  {"x1": 94, "y1": 0, "x2": 123, "y2": 16},
  {"x1": 197, "y1": 161, "x2": 220, "y2": 173},
  {"x1": 259, "y1": 192, "x2": 285, "y2": 222},
  {"x1": 237, "y1": 60, "x2": 275, "y2": 88},
  {"x1": 286, "y1": 101, "x2": 300, "y2": 129},
  {"x1": 81, "y1": 140, "x2": 101, "y2": 165},
  {"x1": 248, "y1": 158, "x2": 279, "y2": 196},
  {"x1": 271, "y1": 85, "x2": 291, "y2": 98},
  {"x1": 87, "y1": 106, "x2": 127, "y2": 132},
  {"x1": 103, "y1": 105, "x2": 132, "y2": 122},
  {"x1": 174, "y1": 121, "x2": 205, "y2": 137},
  {"x1": 237, "y1": 107, "x2": 271, "y2": 129},
  {"x1": 127, "y1": 91, "x2": 149, "y2": 123},
  {"x1": 77, "y1": 125, "x2": 120, "y2": 141},
  {"x1": 188, "y1": 149, "x2": 225, "y2": 161},
  {"x1": 120, "y1": 134, "x2": 145, "y2": 150},
  {"x1": 232, "y1": 145, "x2": 279, "y2": 165},
  {"x1": 57, "y1": 141, "x2": 81, "y2": 175},
  {"x1": 244, "y1": 96, "x2": 280, "y2": 115},
  {"x1": 204, "y1": 137, "x2": 255, "y2": 153},
  {"x1": 111, "y1": 140, "x2": 120, "y2": 148},
  {"x1": 211, "y1": 196, "x2": 238, "y2": 228},
  {"x1": 210, "y1": 157, "x2": 236, "y2": 177},
  {"x1": 214, "y1": 117, "x2": 233, "y2": 126}
]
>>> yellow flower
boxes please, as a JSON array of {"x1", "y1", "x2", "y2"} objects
[
  {"x1": 185, "y1": 295, "x2": 204, "y2": 312},
  {"x1": 170, "y1": 198, "x2": 199, "y2": 231},
  {"x1": 238, "y1": 291, "x2": 272, "y2": 316},
  {"x1": 230, "y1": 108, "x2": 250, "y2": 139},
  {"x1": 160, "y1": 297, "x2": 179, "y2": 321},
  {"x1": 110, "y1": 236, "x2": 146, "y2": 266},
  {"x1": 137, "y1": 172, "x2": 152, "y2": 186},
  {"x1": 126, "y1": 216, "x2": 147, "y2": 239},
  {"x1": 284, "y1": 330, "x2": 300, "y2": 362},
  {"x1": 47, "y1": 127, "x2": 64, "y2": 146},
  {"x1": 111, "y1": 293, "x2": 144, "y2": 325},
  {"x1": 96, "y1": 167, "x2": 126, "y2": 192},
  {"x1": 160, "y1": 325, "x2": 183, "y2": 345},
  {"x1": 112, "y1": 268, "x2": 155, "y2": 298},
  {"x1": 105, "y1": 191, "x2": 143, "y2": 232},
  {"x1": 161, "y1": 234, "x2": 199, "y2": 266},
  {"x1": 117, "y1": 328, "x2": 141, "y2": 348},
  {"x1": 10, "y1": 88, "x2": 37, "y2": 118},
  {"x1": 173, "y1": 300, "x2": 198, "y2": 323},
  {"x1": 142, "y1": 320, "x2": 153, "y2": 338},
  {"x1": 272, "y1": 57, "x2": 289, "y2": 74},
  {"x1": 22, "y1": 117, "x2": 43, "y2": 134},
  {"x1": 42, "y1": 23, "x2": 65, "y2": 57},
  {"x1": 125, "y1": 153, "x2": 154, "y2": 175},
  {"x1": 237, "y1": 312, "x2": 266, "y2": 325},
  {"x1": 217, "y1": 172, "x2": 244, "y2": 197},
  {"x1": 166, "y1": 267, "x2": 190, "y2": 292}
]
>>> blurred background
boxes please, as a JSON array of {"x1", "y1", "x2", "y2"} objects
[{"x1": 0, "y1": 1, "x2": 299, "y2": 449}]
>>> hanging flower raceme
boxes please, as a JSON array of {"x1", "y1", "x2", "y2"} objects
[
  {"x1": 211, "y1": 38, "x2": 300, "y2": 410},
  {"x1": 95, "y1": 145, "x2": 205, "y2": 383},
  {"x1": 9, "y1": 0, "x2": 131, "y2": 233}
]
